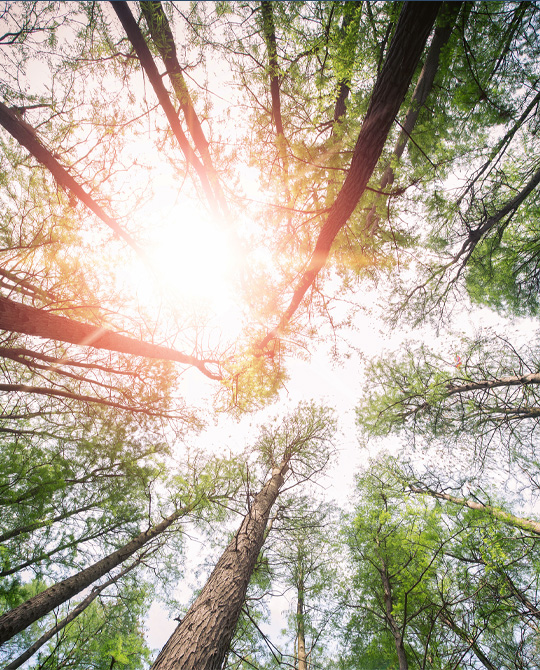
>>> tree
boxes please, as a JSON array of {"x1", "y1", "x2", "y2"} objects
[
  {"x1": 152, "y1": 403, "x2": 335, "y2": 670},
  {"x1": 343, "y1": 459, "x2": 450, "y2": 670},
  {"x1": 342, "y1": 456, "x2": 540, "y2": 670},
  {"x1": 357, "y1": 332, "x2": 540, "y2": 466},
  {"x1": 1, "y1": 1, "x2": 540, "y2": 666}
]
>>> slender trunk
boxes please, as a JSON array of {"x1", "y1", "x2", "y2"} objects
[
  {"x1": 0, "y1": 505, "x2": 191, "y2": 645},
  {"x1": 296, "y1": 570, "x2": 307, "y2": 670},
  {"x1": 139, "y1": 1, "x2": 229, "y2": 219},
  {"x1": 4, "y1": 558, "x2": 139, "y2": 670},
  {"x1": 259, "y1": 2, "x2": 441, "y2": 349},
  {"x1": 452, "y1": 164, "x2": 540, "y2": 268},
  {"x1": 332, "y1": 2, "x2": 362, "y2": 128},
  {"x1": 260, "y1": 0, "x2": 290, "y2": 208},
  {"x1": 379, "y1": 560, "x2": 408, "y2": 670},
  {"x1": 381, "y1": 1, "x2": 462, "y2": 189},
  {"x1": 260, "y1": 1, "x2": 285, "y2": 141},
  {"x1": 408, "y1": 486, "x2": 540, "y2": 536},
  {"x1": 501, "y1": 571, "x2": 540, "y2": 620},
  {"x1": 152, "y1": 461, "x2": 289, "y2": 670},
  {"x1": 0, "y1": 296, "x2": 221, "y2": 380},
  {"x1": 110, "y1": 2, "x2": 217, "y2": 215}
]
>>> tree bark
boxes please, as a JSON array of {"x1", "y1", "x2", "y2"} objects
[
  {"x1": 0, "y1": 505, "x2": 191, "y2": 645},
  {"x1": 260, "y1": 0, "x2": 290, "y2": 209},
  {"x1": 364, "y1": 1, "x2": 461, "y2": 232},
  {"x1": 260, "y1": 1, "x2": 285, "y2": 141},
  {"x1": 0, "y1": 296, "x2": 221, "y2": 380},
  {"x1": 151, "y1": 460, "x2": 289, "y2": 670},
  {"x1": 296, "y1": 569, "x2": 307, "y2": 670},
  {"x1": 259, "y1": 2, "x2": 441, "y2": 349},
  {"x1": 110, "y1": 2, "x2": 217, "y2": 215},
  {"x1": 139, "y1": 1, "x2": 228, "y2": 218},
  {"x1": 380, "y1": 1, "x2": 462, "y2": 190},
  {"x1": 332, "y1": 2, "x2": 362, "y2": 127},
  {"x1": 379, "y1": 559, "x2": 408, "y2": 670},
  {"x1": 3, "y1": 558, "x2": 140, "y2": 670}
]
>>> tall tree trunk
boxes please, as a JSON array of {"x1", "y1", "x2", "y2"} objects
[
  {"x1": 260, "y1": 0, "x2": 290, "y2": 209},
  {"x1": 0, "y1": 505, "x2": 191, "y2": 645},
  {"x1": 0, "y1": 296, "x2": 221, "y2": 380},
  {"x1": 3, "y1": 557, "x2": 142, "y2": 670},
  {"x1": 379, "y1": 559, "x2": 408, "y2": 670},
  {"x1": 332, "y1": 2, "x2": 362, "y2": 128},
  {"x1": 110, "y1": 2, "x2": 217, "y2": 214},
  {"x1": 296, "y1": 570, "x2": 308, "y2": 670},
  {"x1": 260, "y1": 1, "x2": 285, "y2": 142},
  {"x1": 152, "y1": 460, "x2": 290, "y2": 670},
  {"x1": 383, "y1": 2, "x2": 462, "y2": 188},
  {"x1": 259, "y1": 1, "x2": 442, "y2": 350},
  {"x1": 139, "y1": 1, "x2": 229, "y2": 219},
  {"x1": 365, "y1": 1, "x2": 461, "y2": 232}
]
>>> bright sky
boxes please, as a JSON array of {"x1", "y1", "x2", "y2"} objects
[{"x1": 6, "y1": 1, "x2": 535, "y2": 663}]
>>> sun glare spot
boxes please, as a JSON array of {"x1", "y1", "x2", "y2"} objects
[{"x1": 149, "y1": 212, "x2": 232, "y2": 304}]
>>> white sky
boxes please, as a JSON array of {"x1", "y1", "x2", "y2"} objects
[{"x1": 3, "y1": 1, "x2": 536, "y2": 664}]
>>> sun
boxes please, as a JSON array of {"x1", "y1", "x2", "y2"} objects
[
  {"x1": 147, "y1": 206, "x2": 233, "y2": 305},
  {"x1": 113, "y1": 183, "x2": 247, "y2": 349}
]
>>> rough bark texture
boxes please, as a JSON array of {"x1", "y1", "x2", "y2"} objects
[
  {"x1": 110, "y1": 2, "x2": 217, "y2": 213},
  {"x1": 152, "y1": 462, "x2": 289, "y2": 670},
  {"x1": 0, "y1": 296, "x2": 221, "y2": 380},
  {"x1": 409, "y1": 486, "x2": 540, "y2": 536},
  {"x1": 379, "y1": 1, "x2": 462, "y2": 190},
  {"x1": 259, "y1": 2, "x2": 441, "y2": 349},
  {"x1": 0, "y1": 506, "x2": 189, "y2": 645}
]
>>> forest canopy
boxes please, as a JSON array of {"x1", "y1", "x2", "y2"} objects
[{"x1": 1, "y1": 1, "x2": 540, "y2": 669}]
